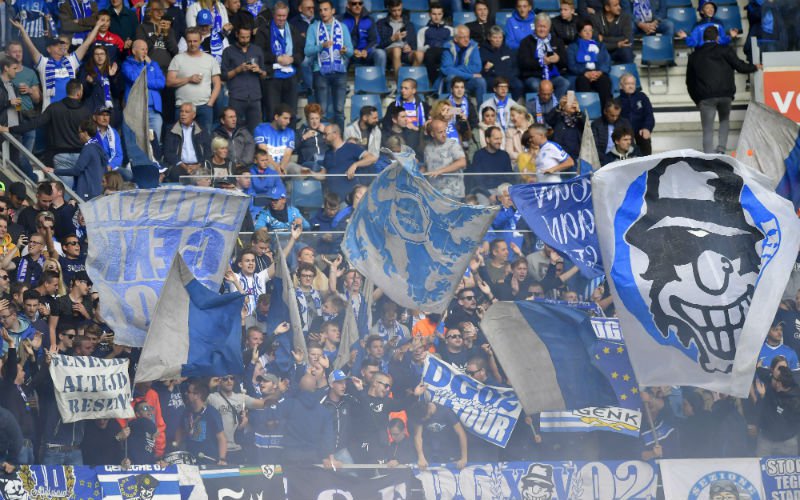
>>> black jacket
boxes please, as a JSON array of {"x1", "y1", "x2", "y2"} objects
[
  {"x1": 163, "y1": 121, "x2": 212, "y2": 172},
  {"x1": 591, "y1": 116, "x2": 632, "y2": 161},
  {"x1": 0, "y1": 406, "x2": 23, "y2": 464},
  {"x1": 517, "y1": 34, "x2": 568, "y2": 81},
  {"x1": 376, "y1": 11, "x2": 417, "y2": 51},
  {"x1": 255, "y1": 19, "x2": 305, "y2": 74},
  {"x1": 466, "y1": 19, "x2": 496, "y2": 47},
  {"x1": 480, "y1": 43, "x2": 519, "y2": 82},
  {"x1": 551, "y1": 15, "x2": 583, "y2": 46},
  {"x1": 686, "y1": 42, "x2": 758, "y2": 105},
  {"x1": 11, "y1": 97, "x2": 92, "y2": 158}
]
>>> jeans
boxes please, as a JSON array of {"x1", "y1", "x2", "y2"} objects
[
  {"x1": 230, "y1": 97, "x2": 263, "y2": 135},
  {"x1": 314, "y1": 71, "x2": 348, "y2": 130},
  {"x1": 353, "y1": 48, "x2": 387, "y2": 75},
  {"x1": 756, "y1": 434, "x2": 799, "y2": 457},
  {"x1": 41, "y1": 447, "x2": 83, "y2": 465},
  {"x1": 53, "y1": 152, "x2": 81, "y2": 191},
  {"x1": 301, "y1": 58, "x2": 315, "y2": 101},
  {"x1": 18, "y1": 130, "x2": 37, "y2": 181},
  {"x1": 698, "y1": 96, "x2": 732, "y2": 153},
  {"x1": 524, "y1": 76, "x2": 570, "y2": 100},
  {"x1": 149, "y1": 109, "x2": 164, "y2": 143},
  {"x1": 17, "y1": 442, "x2": 34, "y2": 465},
  {"x1": 193, "y1": 104, "x2": 214, "y2": 133}
]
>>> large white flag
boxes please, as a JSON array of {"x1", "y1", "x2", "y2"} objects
[
  {"x1": 593, "y1": 150, "x2": 800, "y2": 396},
  {"x1": 50, "y1": 355, "x2": 135, "y2": 423},
  {"x1": 660, "y1": 458, "x2": 764, "y2": 500}
]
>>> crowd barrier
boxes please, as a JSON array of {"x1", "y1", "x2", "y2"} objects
[{"x1": 1, "y1": 457, "x2": 797, "y2": 499}]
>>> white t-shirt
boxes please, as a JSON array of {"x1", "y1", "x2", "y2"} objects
[
  {"x1": 168, "y1": 52, "x2": 221, "y2": 106},
  {"x1": 207, "y1": 392, "x2": 260, "y2": 452},
  {"x1": 536, "y1": 140, "x2": 570, "y2": 183},
  {"x1": 36, "y1": 53, "x2": 80, "y2": 111}
]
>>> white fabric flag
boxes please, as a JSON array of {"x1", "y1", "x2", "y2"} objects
[
  {"x1": 593, "y1": 150, "x2": 800, "y2": 396},
  {"x1": 49, "y1": 355, "x2": 135, "y2": 423},
  {"x1": 736, "y1": 102, "x2": 800, "y2": 191},
  {"x1": 660, "y1": 458, "x2": 764, "y2": 500}
]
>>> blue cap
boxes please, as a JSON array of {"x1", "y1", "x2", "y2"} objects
[
  {"x1": 196, "y1": 9, "x2": 213, "y2": 26},
  {"x1": 267, "y1": 183, "x2": 287, "y2": 200},
  {"x1": 697, "y1": 0, "x2": 716, "y2": 14},
  {"x1": 328, "y1": 369, "x2": 348, "y2": 384}
]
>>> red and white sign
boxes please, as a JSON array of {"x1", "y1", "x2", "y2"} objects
[{"x1": 763, "y1": 70, "x2": 800, "y2": 122}]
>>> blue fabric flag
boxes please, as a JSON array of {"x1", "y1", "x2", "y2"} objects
[
  {"x1": 135, "y1": 255, "x2": 245, "y2": 383},
  {"x1": 588, "y1": 317, "x2": 642, "y2": 410},
  {"x1": 509, "y1": 175, "x2": 604, "y2": 278},
  {"x1": 96, "y1": 465, "x2": 181, "y2": 499},
  {"x1": 481, "y1": 301, "x2": 618, "y2": 414},
  {"x1": 342, "y1": 163, "x2": 499, "y2": 312}
]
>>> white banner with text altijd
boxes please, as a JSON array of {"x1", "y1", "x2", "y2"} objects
[{"x1": 50, "y1": 355, "x2": 135, "y2": 423}]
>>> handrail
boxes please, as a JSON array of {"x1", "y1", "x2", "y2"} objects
[{"x1": 1, "y1": 131, "x2": 84, "y2": 204}]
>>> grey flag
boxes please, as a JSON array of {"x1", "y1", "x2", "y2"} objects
[
  {"x1": 276, "y1": 236, "x2": 308, "y2": 363},
  {"x1": 580, "y1": 111, "x2": 601, "y2": 171},
  {"x1": 124, "y1": 67, "x2": 153, "y2": 161},
  {"x1": 735, "y1": 102, "x2": 799, "y2": 190}
]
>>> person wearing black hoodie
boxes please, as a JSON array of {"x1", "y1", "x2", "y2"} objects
[
  {"x1": 0, "y1": 332, "x2": 37, "y2": 465},
  {"x1": 279, "y1": 372, "x2": 336, "y2": 465},
  {"x1": 678, "y1": 390, "x2": 714, "y2": 458},
  {"x1": 755, "y1": 365, "x2": 800, "y2": 456}
]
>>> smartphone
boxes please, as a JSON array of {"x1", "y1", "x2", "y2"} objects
[{"x1": 566, "y1": 90, "x2": 575, "y2": 108}]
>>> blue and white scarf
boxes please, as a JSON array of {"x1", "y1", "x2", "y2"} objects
[
  {"x1": 69, "y1": 0, "x2": 92, "y2": 20},
  {"x1": 576, "y1": 38, "x2": 600, "y2": 70},
  {"x1": 317, "y1": 20, "x2": 345, "y2": 75},
  {"x1": 375, "y1": 319, "x2": 407, "y2": 342},
  {"x1": 494, "y1": 96, "x2": 510, "y2": 129},
  {"x1": 245, "y1": 0, "x2": 262, "y2": 17},
  {"x1": 210, "y1": 3, "x2": 224, "y2": 63},
  {"x1": 395, "y1": 96, "x2": 425, "y2": 128},
  {"x1": 533, "y1": 95, "x2": 556, "y2": 124},
  {"x1": 95, "y1": 67, "x2": 112, "y2": 108},
  {"x1": 536, "y1": 34, "x2": 559, "y2": 80},
  {"x1": 295, "y1": 288, "x2": 322, "y2": 334},
  {"x1": 633, "y1": 0, "x2": 653, "y2": 23},
  {"x1": 271, "y1": 21, "x2": 295, "y2": 78},
  {"x1": 44, "y1": 57, "x2": 75, "y2": 97}
]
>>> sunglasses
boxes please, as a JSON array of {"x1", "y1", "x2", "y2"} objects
[
  {"x1": 222, "y1": 375, "x2": 235, "y2": 381},
  {"x1": 350, "y1": 1, "x2": 363, "y2": 4},
  {"x1": 64, "y1": 241, "x2": 80, "y2": 246},
  {"x1": 63, "y1": 333, "x2": 76, "y2": 339},
  {"x1": 460, "y1": 295, "x2": 476, "y2": 301},
  {"x1": 377, "y1": 381, "x2": 391, "y2": 389},
  {"x1": 447, "y1": 334, "x2": 463, "y2": 339}
]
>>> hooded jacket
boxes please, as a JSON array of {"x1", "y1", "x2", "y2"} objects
[
  {"x1": 686, "y1": 41, "x2": 757, "y2": 104},
  {"x1": 503, "y1": 10, "x2": 535, "y2": 50}
]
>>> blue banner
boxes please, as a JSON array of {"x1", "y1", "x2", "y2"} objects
[
  {"x1": 422, "y1": 355, "x2": 521, "y2": 447},
  {"x1": 509, "y1": 175, "x2": 603, "y2": 278},
  {"x1": 96, "y1": 465, "x2": 181, "y2": 499},
  {"x1": 761, "y1": 457, "x2": 800, "y2": 498},
  {"x1": 82, "y1": 187, "x2": 249, "y2": 347}
]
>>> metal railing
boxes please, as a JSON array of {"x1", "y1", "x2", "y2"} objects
[{"x1": 1, "y1": 131, "x2": 84, "y2": 203}]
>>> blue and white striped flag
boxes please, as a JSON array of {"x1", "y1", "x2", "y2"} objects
[{"x1": 342, "y1": 164, "x2": 499, "y2": 312}]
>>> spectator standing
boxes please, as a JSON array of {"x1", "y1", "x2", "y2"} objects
[
  {"x1": 467, "y1": 126, "x2": 512, "y2": 192},
  {"x1": 6, "y1": 41, "x2": 42, "y2": 181},
  {"x1": 305, "y1": 0, "x2": 353, "y2": 130},
  {"x1": 424, "y1": 119, "x2": 467, "y2": 200},
  {"x1": 414, "y1": 402, "x2": 468, "y2": 469},
  {"x1": 258, "y1": 3, "x2": 304, "y2": 124},
  {"x1": 686, "y1": 25, "x2": 758, "y2": 154},
  {"x1": 167, "y1": 27, "x2": 223, "y2": 133},
  {"x1": 755, "y1": 365, "x2": 800, "y2": 456},
  {"x1": 291, "y1": 0, "x2": 317, "y2": 97},
  {"x1": 93, "y1": 107, "x2": 124, "y2": 179},
  {"x1": 59, "y1": 0, "x2": 99, "y2": 45},
  {"x1": 222, "y1": 25, "x2": 268, "y2": 133},
  {"x1": 590, "y1": 0, "x2": 633, "y2": 64},
  {"x1": 617, "y1": 73, "x2": 654, "y2": 156},
  {"x1": 121, "y1": 40, "x2": 167, "y2": 142},
  {"x1": 529, "y1": 122, "x2": 575, "y2": 182},
  {"x1": 567, "y1": 20, "x2": 613, "y2": 108},
  {"x1": 136, "y1": 1, "x2": 179, "y2": 76},
  {"x1": 504, "y1": 0, "x2": 535, "y2": 51},
  {"x1": 441, "y1": 25, "x2": 486, "y2": 106},
  {"x1": 44, "y1": 120, "x2": 106, "y2": 201},
  {"x1": 518, "y1": 13, "x2": 570, "y2": 100},
  {"x1": 479, "y1": 29, "x2": 523, "y2": 102},
  {"x1": 505, "y1": 103, "x2": 533, "y2": 167},
  {"x1": 109, "y1": 0, "x2": 140, "y2": 47},
  {"x1": 758, "y1": 320, "x2": 800, "y2": 370},
  {"x1": 176, "y1": 379, "x2": 228, "y2": 464},
  {"x1": 207, "y1": 374, "x2": 268, "y2": 464},
  {"x1": 93, "y1": 11, "x2": 125, "y2": 64},
  {"x1": 186, "y1": 0, "x2": 233, "y2": 63}
]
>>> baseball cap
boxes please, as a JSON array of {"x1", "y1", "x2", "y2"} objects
[
  {"x1": 45, "y1": 38, "x2": 65, "y2": 47},
  {"x1": 328, "y1": 369, "x2": 349, "y2": 384},
  {"x1": 72, "y1": 270, "x2": 93, "y2": 286},
  {"x1": 94, "y1": 105, "x2": 113, "y2": 115},
  {"x1": 266, "y1": 184, "x2": 287, "y2": 200},
  {"x1": 256, "y1": 373, "x2": 279, "y2": 384},
  {"x1": 196, "y1": 9, "x2": 213, "y2": 26}
]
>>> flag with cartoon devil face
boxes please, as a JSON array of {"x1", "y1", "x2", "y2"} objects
[{"x1": 593, "y1": 151, "x2": 800, "y2": 397}]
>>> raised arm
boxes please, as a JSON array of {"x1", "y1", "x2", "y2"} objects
[{"x1": 10, "y1": 20, "x2": 42, "y2": 64}]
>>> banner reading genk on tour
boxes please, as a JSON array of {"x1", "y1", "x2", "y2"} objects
[{"x1": 82, "y1": 186, "x2": 249, "y2": 347}]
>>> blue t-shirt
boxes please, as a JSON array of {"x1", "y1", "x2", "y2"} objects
[
  {"x1": 758, "y1": 343, "x2": 800, "y2": 371},
  {"x1": 253, "y1": 123, "x2": 296, "y2": 164},
  {"x1": 182, "y1": 404, "x2": 224, "y2": 461},
  {"x1": 322, "y1": 142, "x2": 368, "y2": 199}
]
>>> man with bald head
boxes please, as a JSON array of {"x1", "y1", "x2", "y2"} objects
[
  {"x1": 526, "y1": 79, "x2": 557, "y2": 124},
  {"x1": 321, "y1": 123, "x2": 377, "y2": 199},
  {"x1": 121, "y1": 39, "x2": 167, "y2": 140},
  {"x1": 441, "y1": 25, "x2": 487, "y2": 105},
  {"x1": 424, "y1": 118, "x2": 467, "y2": 200}
]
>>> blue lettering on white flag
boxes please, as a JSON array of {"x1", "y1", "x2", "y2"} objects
[
  {"x1": 509, "y1": 175, "x2": 603, "y2": 278},
  {"x1": 423, "y1": 355, "x2": 521, "y2": 447},
  {"x1": 82, "y1": 187, "x2": 249, "y2": 347}
]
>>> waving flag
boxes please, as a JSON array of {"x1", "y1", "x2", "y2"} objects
[
  {"x1": 480, "y1": 301, "x2": 618, "y2": 415},
  {"x1": 580, "y1": 113, "x2": 601, "y2": 173},
  {"x1": 509, "y1": 175, "x2": 603, "y2": 278},
  {"x1": 135, "y1": 254, "x2": 245, "y2": 383},
  {"x1": 123, "y1": 68, "x2": 153, "y2": 161},
  {"x1": 593, "y1": 150, "x2": 800, "y2": 396},
  {"x1": 736, "y1": 102, "x2": 800, "y2": 211},
  {"x1": 342, "y1": 163, "x2": 498, "y2": 312}
]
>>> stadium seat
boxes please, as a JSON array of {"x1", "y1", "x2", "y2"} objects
[
  {"x1": 667, "y1": 7, "x2": 695, "y2": 36},
  {"x1": 666, "y1": 0, "x2": 691, "y2": 6},
  {"x1": 640, "y1": 35, "x2": 674, "y2": 94},
  {"x1": 715, "y1": 5, "x2": 742, "y2": 32},
  {"x1": 495, "y1": 10, "x2": 514, "y2": 28},
  {"x1": 367, "y1": 0, "x2": 385, "y2": 11},
  {"x1": 404, "y1": 0, "x2": 429, "y2": 11},
  {"x1": 354, "y1": 66, "x2": 389, "y2": 94},
  {"x1": 350, "y1": 94, "x2": 384, "y2": 122},
  {"x1": 714, "y1": 0, "x2": 738, "y2": 4},
  {"x1": 575, "y1": 92, "x2": 601, "y2": 120},
  {"x1": 398, "y1": 66, "x2": 433, "y2": 93},
  {"x1": 536, "y1": 0, "x2": 560, "y2": 10},
  {"x1": 609, "y1": 63, "x2": 641, "y2": 96},
  {"x1": 410, "y1": 11, "x2": 430, "y2": 29},
  {"x1": 290, "y1": 179, "x2": 324, "y2": 211},
  {"x1": 454, "y1": 11, "x2": 476, "y2": 25},
  {"x1": 525, "y1": 92, "x2": 537, "y2": 103}
]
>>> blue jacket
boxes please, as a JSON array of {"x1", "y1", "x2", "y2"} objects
[
  {"x1": 619, "y1": 89, "x2": 655, "y2": 133},
  {"x1": 254, "y1": 205, "x2": 311, "y2": 231},
  {"x1": 566, "y1": 40, "x2": 611, "y2": 75},
  {"x1": 304, "y1": 19, "x2": 354, "y2": 72},
  {"x1": 504, "y1": 11, "x2": 535, "y2": 50},
  {"x1": 279, "y1": 389, "x2": 335, "y2": 460},
  {"x1": 121, "y1": 56, "x2": 166, "y2": 113},
  {"x1": 57, "y1": 141, "x2": 108, "y2": 201},
  {"x1": 249, "y1": 165, "x2": 285, "y2": 196},
  {"x1": 686, "y1": 17, "x2": 732, "y2": 47},
  {"x1": 340, "y1": 10, "x2": 379, "y2": 54},
  {"x1": 441, "y1": 40, "x2": 482, "y2": 80}
]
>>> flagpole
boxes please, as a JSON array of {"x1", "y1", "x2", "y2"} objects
[{"x1": 642, "y1": 399, "x2": 660, "y2": 448}]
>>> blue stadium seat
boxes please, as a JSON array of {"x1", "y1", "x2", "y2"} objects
[
  {"x1": 714, "y1": 0, "x2": 738, "y2": 4},
  {"x1": 667, "y1": 7, "x2": 695, "y2": 36},
  {"x1": 495, "y1": 11, "x2": 514, "y2": 28},
  {"x1": 609, "y1": 63, "x2": 641, "y2": 96},
  {"x1": 715, "y1": 5, "x2": 742, "y2": 32},
  {"x1": 354, "y1": 66, "x2": 389, "y2": 94},
  {"x1": 454, "y1": 11, "x2": 476, "y2": 25},
  {"x1": 410, "y1": 11, "x2": 431, "y2": 30},
  {"x1": 290, "y1": 179, "x2": 324, "y2": 210},
  {"x1": 397, "y1": 66, "x2": 433, "y2": 93},
  {"x1": 367, "y1": 0, "x2": 385, "y2": 11},
  {"x1": 525, "y1": 92, "x2": 537, "y2": 103},
  {"x1": 575, "y1": 92, "x2": 601, "y2": 120},
  {"x1": 536, "y1": 0, "x2": 560, "y2": 10},
  {"x1": 404, "y1": 0, "x2": 429, "y2": 11},
  {"x1": 666, "y1": 0, "x2": 691, "y2": 6},
  {"x1": 641, "y1": 35, "x2": 674, "y2": 66},
  {"x1": 350, "y1": 94, "x2": 384, "y2": 122}
]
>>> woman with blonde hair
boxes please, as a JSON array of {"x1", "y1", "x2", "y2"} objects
[
  {"x1": 206, "y1": 136, "x2": 233, "y2": 179},
  {"x1": 43, "y1": 258, "x2": 68, "y2": 296},
  {"x1": 505, "y1": 103, "x2": 534, "y2": 166},
  {"x1": 102, "y1": 171, "x2": 125, "y2": 194}
]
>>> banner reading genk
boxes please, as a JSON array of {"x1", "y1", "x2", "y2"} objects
[
  {"x1": 509, "y1": 175, "x2": 603, "y2": 278},
  {"x1": 82, "y1": 187, "x2": 249, "y2": 347},
  {"x1": 423, "y1": 355, "x2": 521, "y2": 447}
]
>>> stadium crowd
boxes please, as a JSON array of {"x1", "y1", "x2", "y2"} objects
[{"x1": 0, "y1": 0, "x2": 797, "y2": 473}]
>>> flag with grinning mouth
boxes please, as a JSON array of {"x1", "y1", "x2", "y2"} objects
[{"x1": 592, "y1": 150, "x2": 800, "y2": 397}]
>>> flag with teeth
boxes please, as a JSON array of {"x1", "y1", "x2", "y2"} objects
[{"x1": 592, "y1": 150, "x2": 800, "y2": 397}]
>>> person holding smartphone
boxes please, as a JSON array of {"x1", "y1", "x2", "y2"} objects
[{"x1": 376, "y1": 0, "x2": 424, "y2": 75}]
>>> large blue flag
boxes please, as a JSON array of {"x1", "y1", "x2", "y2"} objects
[
  {"x1": 480, "y1": 301, "x2": 618, "y2": 415},
  {"x1": 736, "y1": 102, "x2": 800, "y2": 212},
  {"x1": 135, "y1": 254, "x2": 245, "y2": 383},
  {"x1": 342, "y1": 163, "x2": 498, "y2": 312},
  {"x1": 509, "y1": 175, "x2": 604, "y2": 278}
]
